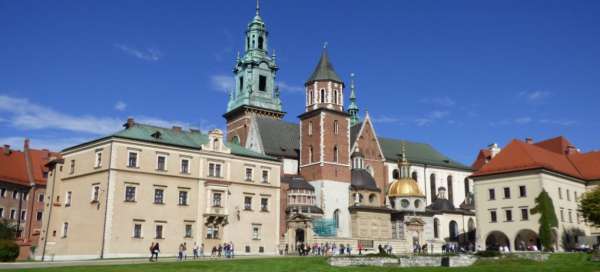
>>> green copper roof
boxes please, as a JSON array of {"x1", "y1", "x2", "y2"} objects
[
  {"x1": 306, "y1": 48, "x2": 343, "y2": 84},
  {"x1": 63, "y1": 122, "x2": 276, "y2": 161},
  {"x1": 378, "y1": 137, "x2": 471, "y2": 170}
]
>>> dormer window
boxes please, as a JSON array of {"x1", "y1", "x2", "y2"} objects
[
  {"x1": 151, "y1": 131, "x2": 161, "y2": 139},
  {"x1": 213, "y1": 139, "x2": 219, "y2": 151}
]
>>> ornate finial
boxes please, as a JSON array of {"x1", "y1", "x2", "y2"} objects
[
  {"x1": 271, "y1": 48, "x2": 276, "y2": 62},
  {"x1": 323, "y1": 41, "x2": 328, "y2": 49},
  {"x1": 398, "y1": 141, "x2": 411, "y2": 179},
  {"x1": 350, "y1": 73, "x2": 356, "y2": 96},
  {"x1": 256, "y1": 0, "x2": 260, "y2": 16},
  {"x1": 401, "y1": 141, "x2": 407, "y2": 163},
  {"x1": 236, "y1": 51, "x2": 240, "y2": 62}
]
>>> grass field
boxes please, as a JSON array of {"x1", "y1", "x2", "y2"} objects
[{"x1": 10, "y1": 253, "x2": 600, "y2": 272}]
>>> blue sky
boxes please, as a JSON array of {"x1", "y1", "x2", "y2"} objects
[{"x1": 1, "y1": 0, "x2": 599, "y2": 165}]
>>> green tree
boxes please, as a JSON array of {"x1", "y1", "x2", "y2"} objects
[
  {"x1": 530, "y1": 190, "x2": 558, "y2": 252},
  {"x1": 579, "y1": 187, "x2": 600, "y2": 226},
  {"x1": 0, "y1": 220, "x2": 16, "y2": 241}
]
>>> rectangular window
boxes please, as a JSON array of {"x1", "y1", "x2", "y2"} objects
[
  {"x1": 260, "y1": 198, "x2": 268, "y2": 211},
  {"x1": 566, "y1": 189, "x2": 571, "y2": 201},
  {"x1": 0, "y1": 208, "x2": 3, "y2": 218},
  {"x1": 125, "y1": 186, "x2": 136, "y2": 202},
  {"x1": 206, "y1": 226, "x2": 219, "y2": 239},
  {"x1": 0, "y1": 188, "x2": 5, "y2": 198},
  {"x1": 154, "y1": 189, "x2": 164, "y2": 204},
  {"x1": 576, "y1": 212, "x2": 580, "y2": 224},
  {"x1": 490, "y1": 210, "x2": 497, "y2": 223},
  {"x1": 244, "y1": 196, "x2": 252, "y2": 210},
  {"x1": 92, "y1": 186, "x2": 100, "y2": 202},
  {"x1": 62, "y1": 222, "x2": 69, "y2": 238},
  {"x1": 10, "y1": 209, "x2": 16, "y2": 220},
  {"x1": 157, "y1": 155, "x2": 167, "y2": 171},
  {"x1": 212, "y1": 192, "x2": 222, "y2": 207},
  {"x1": 252, "y1": 224, "x2": 261, "y2": 240},
  {"x1": 38, "y1": 193, "x2": 44, "y2": 202},
  {"x1": 20, "y1": 210, "x2": 26, "y2": 221},
  {"x1": 505, "y1": 209, "x2": 512, "y2": 222},
  {"x1": 488, "y1": 189, "x2": 495, "y2": 200},
  {"x1": 503, "y1": 187, "x2": 511, "y2": 199},
  {"x1": 155, "y1": 225, "x2": 163, "y2": 239},
  {"x1": 95, "y1": 151, "x2": 102, "y2": 168},
  {"x1": 36, "y1": 211, "x2": 43, "y2": 221},
  {"x1": 245, "y1": 168, "x2": 253, "y2": 181},
  {"x1": 209, "y1": 163, "x2": 222, "y2": 177},
  {"x1": 560, "y1": 209, "x2": 565, "y2": 222},
  {"x1": 69, "y1": 160, "x2": 75, "y2": 174},
  {"x1": 12, "y1": 191, "x2": 18, "y2": 199},
  {"x1": 568, "y1": 210, "x2": 573, "y2": 223},
  {"x1": 334, "y1": 120, "x2": 339, "y2": 135},
  {"x1": 519, "y1": 185, "x2": 527, "y2": 197},
  {"x1": 521, "y1": 208, "x2": 529, "y2": 220},
  {"x1": 558, "y1": 187, "x2": 563, "y2": 199},
  {"x1": 181, "y1": 159, "x2": 190, "y2": 174},
  {"x1": 128, "y1": 152, "x2": 138, "y2": 167},
  {"x1": 133, "y1": 224, "x2": 142, "y2": 238},
  {"x1": 308, "y1": 121, "x2": 313, "y2": 136},
  {"x1": 185, "y1": 224, "x2": 192, "y2": 238},
  {"x1": 65, "y1": 191, "x2": 72, "y2": 207},
  {"x1": 261, "y1": 170, "x2": 269, "y2": 183},
  {"x1": 258, "y1": 75, "x2": 267, "y2": 92},
  {"x1": 239, "y1": 76, "x2": 244, "y2": 92},
  {"x1": 178, "y1": 191, "x2": 188, "y2": 206},
  {"x1": 574, "y1": 191, "x2": 578, "y2": 201}
]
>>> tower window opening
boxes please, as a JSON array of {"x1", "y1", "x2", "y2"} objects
[
  {"x1": 320, "y1": 89, "x2": 325, "y2": 103},
  {"x1": 259, "y1": 75, "x2": 267, "y2": 92},
  {"x1": 333, "y1": 90, "x2": 338, "y2": 104},
  {"x1": 239, "y1": 76, "x2": 244, "y2": 92},
  {"x1": 258, "y1": 36, "x2": 264, "y2": 50},
  {"x1": 333, "y1": 145, "x2": 338, "y2": 163}
]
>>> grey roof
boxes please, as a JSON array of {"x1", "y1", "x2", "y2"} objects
[
  {"x1": 256, "y1": 116, "x2": 299, "y2": 158},
  {"x1": 351, "y1": 169, "x2": 380, "y2": 191},
  {"x1": 282, "y1": 175, "x2": 314, "y2": 190},
  {"x1": 426, "y1": 198, "x2": 456, "y2": 211},
  {"x1": 305, "y1": 49, "x2": 343, "y2": 84}
]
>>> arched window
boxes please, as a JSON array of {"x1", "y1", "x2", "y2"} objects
[
  {"x1": 433, "y1": 218, "x2": 439, "y2": 238},
  {"x1": 464, "y1": 178, "x2": 470, "y2": 198},
  {"x1": 333, "y1": 209, "x2": 340, "y2": 228},
  {"x1": 334, "y1": 120, "x2": 339, "y2": 135},
  {"x1": 320, "y1": 89, "x2": 325, "y2": 103},
  {"x1": 414, "y1": 199, "x2": 421, "y2": 208},
  {"x1": 430, "y1": 174, "x2": 436, "y2": 201},
  {"x1": 213, "y1": 138, "x2": 220, "y2": 151},
  {"x1": 232, "y1": 135, "x2": 240, "y2": 145},
  {"x1": 308, "y1": 121, "x2": 313, "y2": 136},
  {"x1": 449, "y1": 220, "x2": 458, "y2": 241},
  {"x1": 246, "y1": 37, "x2": 250, "y2": 50},
  {"x1": 392, "y1": 169, "x2": 399, "y2": 179},
  {"x1": 447, "y1": 175, "x2": 454, "y2": 203},
  {"x1": 309, "y1": 90, "x2": 314, "y2": 105},
  {"x1": 308, "y1": 146, "x2": 314, "y2": 163},
  {"x1": 368, "y1": 194, "x2": 377, "y2": 204},
  {"x1": 333, "y1": 90, "x2": 338, "y2": 104},
  {"x1": 333, "y1": 145, "x2": 338, "y2": 163},
  {"x1": 411, "y1": 171, "x2": 418, "y2": 181},
  {"x1": 258, "y1": 36, "x2": 264, "y2": 49}
]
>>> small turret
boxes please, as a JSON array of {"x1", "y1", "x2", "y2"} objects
[{"x1": 348, "y1": 73, "x2": 360, "y2": 126}]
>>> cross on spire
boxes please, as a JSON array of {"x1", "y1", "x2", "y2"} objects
[{"x1": 256, "y1": 0, "x2": 260, "y2": 15}]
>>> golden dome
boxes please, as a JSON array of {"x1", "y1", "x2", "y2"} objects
[{"x1": 388, "y1": 178, "x2": 424, "y2": 197}]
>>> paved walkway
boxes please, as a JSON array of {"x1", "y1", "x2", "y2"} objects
[{"x1": 0, "y1": 255, "x2": 287, "y2": 270}]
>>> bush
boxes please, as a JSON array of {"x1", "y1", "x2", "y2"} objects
[
  {"x1": 0, "y1": 240, "x2": 19, "y2": 262},
  {"x1": 475, "y1": 250, "x2": 501, "y2": 258}
]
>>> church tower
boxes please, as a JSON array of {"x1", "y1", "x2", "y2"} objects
[
  {"x1": 223, "y1": 1, "x2": 284, "y2": 146},
  {"x1": 299, "y1": 46, "x2": 352, "y2": 237}
]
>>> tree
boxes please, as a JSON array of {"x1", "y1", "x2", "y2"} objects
[
  {"x1": 530, "y1": 190, "x2": 559, "y2": 252},
  {"x1": 0, "y1": 220, "x2": 16, "y2": 241},
  {"x1": 579, "y1": 187, "x2": 600, "y2": 226}
]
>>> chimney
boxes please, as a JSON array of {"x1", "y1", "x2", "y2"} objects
[
  {"x1": 525, "y1": 137, "x2": 533, "y2": 144},
  {"x1": 566, "y1": 145, "x2": 578, "y2": 155},
  {"x1": 3, "y1": 144, "x2": 10, "y2": 155},
  {"x1": 24, "y1": 138, "x2": 30, "y2": 149},
  {"x1": 123, "y1": 118, "x2": 135, "y2": 129},
  {"x1": 488, "y1": 143, "x2": 501, "y2": 158},
  {"x1": 189, "y1": 128, "x2": 200, "y2": 134},
  {"x1": 172, "y1": 126, "x2": 182, "y2": 133}
]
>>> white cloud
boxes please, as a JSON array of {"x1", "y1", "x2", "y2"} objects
[
  {"x1": 371, "y1": 115, "x2": 403, "y2": 124},
  {"x1": 539, "y1": 119, "x2": 576, "y2": 126},
  {"x1": 211, "y1": 75, "x2": 234, "y2": 93},
  {"x1": 414, "y1": 111, "x2": 449, "y2": 126},
  {"x1": 518, "y1": 91, "x2": 551, "y2": 102},
  {"x1": 114, "y1": 101, "x2": 127, "y2": 111},
  {"x1": 278, "y1": 82, "x2": 304, "y2": 93},
  {"x1": 114, "y1": 44, "x2": 162, "y2": 61},
  {"x1": 420, "y1": 96, "x2": 455, "y2": 107}
]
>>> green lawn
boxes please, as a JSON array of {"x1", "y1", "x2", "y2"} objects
[{"x1": 11, "y1": 253, "x2": 600, "y2": 272}]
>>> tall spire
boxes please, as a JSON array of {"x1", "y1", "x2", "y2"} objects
[
  {"x1": 398, "y1": 141, "x2": 411, "y2": 179},
  {"x1": 348, "y1": 73, "x2": 360, "y2": 126},
  {"x1": 306, "y1": 45, "x2": 343, "y2": 85}
]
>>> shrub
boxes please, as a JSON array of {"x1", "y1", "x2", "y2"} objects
[
  {"x1": 0, "y1": 240, "x2": 19, "y2": 262},
  {"x1": 475, "y1": 250, "x2": 501, "y2": 258}
]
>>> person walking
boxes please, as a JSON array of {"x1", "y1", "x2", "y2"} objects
[
  {"x1": 152, "y1": 242, "x2": 160, "y2": 261},
  {"x1": 178, "y1": 243, "x2": 184, "y2": 261},
  {"x1": 183, "y1": 242, "x2": 188, "y2": 260},
  {"x1": 149, "y1": 242, "x2": 155, "y2": 262},
  {"x1": 193, "y1": 242, "x2": 199, "y2": 259}
]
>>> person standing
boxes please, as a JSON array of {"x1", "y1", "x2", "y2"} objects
[
  {"x1": 152, "y1": 243, "x2": 160, "y2": 261},
  {"x1": 183, "y1": 242, "x2": 188, "y2": 260},
  {"x1": 149, "y1": 242, "x2": 155, "y2": 262},
  {"x1": 178, "y1": 243, "x2": 184, "y2": 261},
  {"x1": 193, "y1": 242, "x2": 199, "y2": 259}
]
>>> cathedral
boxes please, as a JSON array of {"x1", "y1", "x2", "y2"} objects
[{"x1": 224, "y1": 4, "x2": 476, "y2": 253}]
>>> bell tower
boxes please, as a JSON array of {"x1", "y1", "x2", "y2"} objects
[{"x1": 223, "y1": 1, "x2": 284, "y2": 146}]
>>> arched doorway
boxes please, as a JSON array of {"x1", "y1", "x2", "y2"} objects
[
  {"x1": 514, "y1": 229, "x2": 540, "y2": 251},
  {"x1": 485, "y1": 231, "x2": 510, "y2": 251},
  {"x1": 467, "y1": 218, "x2": 476, "y2": 243},
  {"x1": 449, "y1": 220, "x2": 458, "y2": 241},
  {"x1": 295, "y1": 228, "x2": 305, "y2": 244}
]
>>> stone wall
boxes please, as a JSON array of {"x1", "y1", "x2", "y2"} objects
[
  {"x1": 328, "y1": 257, "x2": 398, "y2": 267},
  {"x1": 329, "y1": 255, "x2": 477, "y2": 268}
]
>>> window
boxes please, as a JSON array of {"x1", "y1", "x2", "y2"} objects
[
  {"x1": 308, "y1": 121, "x2": 313, "y2": 136},
  {"x1": 36, "y1": 211, "x2": 43, "y2": 221},
  {"x1": 181, "y1": 159, "x2": 190, "y2": 174},
  {"x1": 128, "y1": 152, "x2": 138, "y2": 167},
  {"x1": 568, "y1": 210, "x2": 573, "y2": 223},
  {"x1": 447, "y1": 175, "x2": 454, "y2": 203},
  {"x1": 521, "y1": 208, "x2": 529, "y2": 220},
  {"x1": 245, "y1": 168, "x2": 253, "y2": 181},
  {"x1": 505, "y1": 209, "x2": 512, "y2": 222},
  {"x1": 433, "y1": 218, "x2": 439, "y2": 238},
  {"x1": 95, "y1": 151, "x2": 102, "y2": 168},
  {"x1": 252, "y1": 224, "x2": 261, "y2": 240},
  {"x1": 401, "y1": 199, "x2": 410, "y2": 208},
  {"x1": 558, "y1": 187, "x2": 563, "y2": 199},
  {"x1": 157, "y1": 155, "x2": 166, "y2": 171},
  {"x1": 503, "y1": 187, "x2": 511, "y2": 199},
  {"x1": 154, "y1": 189, "x2": 164, "y2": 204},
  {"x1": 308, "y1": 146, "x2": 314, "y2": 163},
  {"x1": 245, "y1": 246, "x2": 251, "y2": 253},
  {"x1": 334, "y1": 120, "x2": 339, "y2": 135},
  {"x1": 92, "y1": 186, "x2": 100, "y2": 202},
  {"x1": 9, "y1": 209, "x2": 15, "y2": 220},
  {"x1": 212, "y1": 192, "x2": 222, "y2": 207},
  {"x1": 259, "y1": 246, "x2": 265, "y2": 253},
  {"x1": 20, "y1": 210, "x2": 26, "y2": 221},
  {"x1": 261, "y1": 170, "x2": 269, "y2": 183},
  {"x1": 208, "y1": 163, "x2": 222, "y2": 177},
  {"x1": 566, "y1": 189, "x2": 571, "y2": 201},
  {"x1": 38, "y1": 193, "x2": 44, "y2": 202},
  {"x1": 155, "y1": 225, "x2": 163, "y2": 239},
  {"x1": 392, "y1": 169, "x2": 399, "y2": 179},
  {"x1": 125, "y1": 186, "x2": 136, "y2": 202},
  {"x1": 206, "y1": 226, "x2": 219, "y2": 239},
  {"x1": 490, "y1": 210, "x2": 497, "y2": 223},
  {"x1": 333, "y1": 209, "x2": 340, "y2": 228},
  {"x1": 369, "y1": 194, "x2": 377, "y2": 204},
  {"x1": 185, "y1": 224, "x2": 193, "y2": 238},
  {"x1": 0, "y1": 208, "x2": 3, "y2": 218},
  {"x1": 69, "y1": 160, "x2": 75, "y2": 174},
  {"x1": 12, "y1": 191, "x2": 17, "y2": 199},
  {"x1": 0, "y1": 188, "x2": 5, "y2": 198},
  {"x1": 244, "y1": 196, "x2": 252, "y2": 210},
  {"x1": 178, "y1": 191, "x2": 188, "y2": 206},
  {"x1": 333, "y1": 145, "x2": 338, "y2": 163},
  {"x1": 489, "y1": 188, "x2": 496, "y2": 200},
  {"x1": 430, "y1": 174, "x2": 436, "y2": 201},
  {"x1": 65, "y1": 191, "x2": 72, "y2": 207},
  {"x1": 62, "y1": 222, "x2": 69, "y2": 238},
  {"x1": 576, "y1": 212, "x2": 581, "y2": 224},
  {"x1": 133, "y1": 224, "x2": 142, "y2": 238},
  {"x1": 574, "y1": 191, "x2": 578, "y2": 201},
  {"x1": 412, "y1": 171, "x2": 418, "y2": 181},
  {"x1": 258, "y1": 75, "x2": 267, "y2": 92},
  {"x1": 239, "y1": 76, "x2": 244, "y2": 92},
  {"x1": 464, "y1": 178, "x2": 470, "y2": 197},
  {"x1": 560, "y1": 209, "x2": 565, "y2": 222},
  {"x1": 320, "y1": 89, "x2": 325, "y2": 103},
  {"x1": 333, "y1": 90, "x2": 338, "y2": 104},
  {"x1": 258, "y1": 36, "x2": 264, "y2": 49},
  {"x1": 260, "y1": 198, "x2": 268, "y2": 211},
  {"x1": 519, "y1": 186, "x2": 527, "y2": 197}
]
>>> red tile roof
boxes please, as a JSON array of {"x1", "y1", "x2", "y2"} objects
[
  {"x1": 472, "y1": 136, "x2": 599, "y2": 181},
  {"x1": 0, "y1": 141, "x2": 55, "y2": 187},
  {"x1": 471, "y1": 149, "x2": 491, "y2": 171}
]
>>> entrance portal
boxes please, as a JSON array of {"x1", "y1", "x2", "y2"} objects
[
  {"x1": 485, "y1": 231, "x2": 510, "y2": 251},
  {"x1": 514, "y1": 229, "x2": 540, "y2": 251},
  {"x1": 295, "y1": 228, "x2": 305, "y2": 243}
]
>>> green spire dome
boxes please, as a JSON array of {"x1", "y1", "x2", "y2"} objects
[
  {"x1": 306, "y1": 45, "x2": 344, "y2": 85},
  {"x1": 225, "y1": 0, "x2": 283, "y2": 115},
  {"x1": 348, "y1": 73, "x2": 360, "y2": 126}
]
